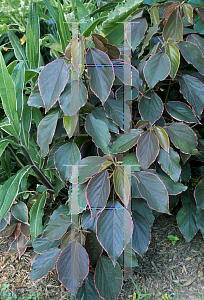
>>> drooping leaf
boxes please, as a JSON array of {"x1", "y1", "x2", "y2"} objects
[
  {"x1": 194, "y1": 179, "x2": 204, "y2": 210},
  {"x1": 97, "y1": 201, "x2": 132, "y2": 265},
  {"x1": 139, "y1": 92, "x2": 163, "y2": 124},
  {"x1": 113, "y1": 166, "x2": 130, "y2": 207},
  {"x1": 76, "y1": 273, "x2": 101, "y2": 300},
  {"x1": 0, "y1": 166, "x2": 30, "y2": 222},
  {"x1": 30, "y1": 192, "x2": 47, "y2": 241},
  {"x1": 56, "y1": 241, "x2": 89, "y2": 296},
  {"x1": 163, "y1": 8, "x2": 183, "y2": 42},
  {"x1": 178, "y1": 41, "x2": 204, "y2": 75},
  {"x1": 165, "y1": 123, "x2": 198, "y2": 154},
  {"x1": 0, "y1": 51, "x2": 20, "y2": 136},
  {"x1": 136, "y1": 130, "x2": 159, "y2": 170},
  {"x1": 85, "y1": 230, "x2": 102, "y2": 269},
  {"x1": 94, "y1": 255, "x2": 122, "y2": 300},
  {"x1": 38, "y1": 58, "x2": 69, "y2": 112},
  {"x1": 85, "y1": 114, "x2": 110, "y2": 154},
  {"x1": 143, "y1": 52, "x2": 170, "y2": 89},
  {"x1": 86, "y1": 170, "x2": 110, "y2": 218},
  {"x1": 59, "y1": 80, "x2": 88, "y2": 116},
  {"x1": 92, "y1": 107, "x2": 119, "y2": 134},
  {"x1": 86, "y1": 48, "x2": 114, "y2": 104},
  {"x1": 154, "y1": 126, "x2": 170, "y2": 152},
  {"x1": 104, "y1": 98, "x2": 131, "y2": 131},
  {"x1": 166, "y1": 101, "x2": 200, "y2": 123},
  {"x1": 135, "y1": 171, "x2": 169, "y2": 213},
  {"x1": 63, "y1": 114, "x2": 78, "y2": 139},
  {"x1": 11, "y1": 201, "x2": 28, "y2": 224},
  {"x1": 165, "y1": 43, "x2": 180, "y2": 79},
  {"x1": 126, "y1": 18, "x2": 148, "y2": 50},
  {"x1": 54, "y1": 142, "x2": 81, "y2": 182},
  {"x1": 156, "y1": 172, "x2": 187, "y2": 195},
  {"x1": 158, "y1": 147, "x2": 181, "y2": 182},
  {"x1": 132, "y1": 210, "x2": 150, "y2": 256},
  {"x1": 132, "y1": 198, "x2": 155, "y2": 226},
  {"x1": 111, "y1": 129, "x2": 143, "y2": 154},
  {"x1": 179, "y1": 74, "x2": 204, "y2": 119},
  {"x1": 177, "y1": 203, "x2": 198, "y2": 243},
  {"x1": 30, "y1": 247, "x2": 60, "y2": 281},
  {"x1": 37, "y1": 112, "x2": 59, "y2": 157},
  {"x1": 43, "y1": 214, "x2": 72, "y2": 241}
]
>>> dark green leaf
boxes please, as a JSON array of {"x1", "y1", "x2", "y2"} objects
[
  {"x1": 166, "y1": 101, "x2": 200, "y2": 123},
  {"x1": 11, "y1": 201, "x2": 28, "y2": 224},
  {"x1": 132, "y1": 211, "x2": 150, "y2": 256},
  {"x1": 139, "y1": 92, "x2": 163, "y2": 124},
  {"x1": 132, "y1": 198, "x2": 155, "y2": 226},
  {"x1": 126, "y1": 18, "x2": 148, "y2": 50},
  {"x1": 85, "y1": 230, "x2": 102, "y2": 269},
  {"x1": 163, "y1": 8, "x2": 183, "y2": 42},
  {"x1": 194, "y1": 179, "x2": 204, "y2": 210},
  {"x1": 68, "y1": 183, "x2": 87, "y2": 213},
  {"x1": 196, "y1": 209, "x2": 204, "y2": 238},
  {"x1": 33, "y1": 237, "x2": 61, "y2": 254},
  {"x1": 117, "y1": 243, "x2": 138, "y2": 267},
  {"x1": 12, "y1": 61, "x2": 25, "y2": 119},
  {"x1": 111, "y1": 129, "x2": 143, "y2": 154},
  {"x1": 177, "y1": 203, "x2": 198, "y2": 242},
  {"x1": 122, "y1": 153, "x2": 140, "y2": 172},
  {"x1": 76, "y1": 273, "x2": 101, "y2": 300},
  {"x1": 113, "y1": 166, "x2": 130, "y2": 207},
  {"x1": 27, "y1": 85, "x2": 44, "y2": 108},
  {"x1": 158, "y1": 147, "x2": 181, "y2": 182},
  {"x1": 43, "y1": 214, "x2": 72, "y2": 241},
  {"x1": 187, "y1": 34, "x2": 204, "y2": 54},
  {"x1": 92, "y1": 107, "x2": 119, "y2": 133}
]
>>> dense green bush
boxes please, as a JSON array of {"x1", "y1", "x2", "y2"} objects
[{"x1": 0, "y1": 0, "x2": 204, "y2": 299}]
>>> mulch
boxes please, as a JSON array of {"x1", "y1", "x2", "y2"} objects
[{"x1": 0, "y1": 214, "x2": 204, "y2": 300}]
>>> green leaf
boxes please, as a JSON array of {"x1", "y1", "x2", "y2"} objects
[
  {"x1": 11, "y1": 61, "x2": 25, "y2": 119},
  {"x1": 37, "y1": 112, "x2": 59, "y2": 157},
  {"x1": 43, "y1": 214, "x2": 72, "y2": 240},
  {"x1": 86, "y1": 48, "x2": 114, "y2": 104},
  {"x1": 63, "y1": 114, "x2": 78, "y2": 139},
  {"x1": 87, "y1": 170, "x2": 110, "y2": 218},
  {"x1": 158, "y1": 147, "x2": 181, "y2": 182},
  {"x1": 187, "y1": 34, "x2": 204, "y2": 55},
  {"x1": 196, "y1": 209, "x2": 204, "y2": 238},
  {"x1": 92, "y1": 107, "x2": 119, "y2": 134},
  {"x1": 82, "y1": 17, "x2": 106, "y2": 37},
  {"x1": 165, "y1": 43, "x2": 180, "y2": 79},
  {"x1": 95, "y1": 255, "x2": 122, "y2": 300},
  {"x1": 117, "y1": 244, "x2": 138, "y2": 267},
  {"x1": 30, "y1": 192, "x2": 47, "y2": 241},
  {"x1": 38, "y1": 58, "x2": 69, "y2": 112},
  {"x1": 183, "y1": 3, "x2": 193, "y2": 24},
  {"x1": 113, "y1": 165, "x2": 130, "y2": 207},
  {"x1": 30, "y1": 248, "x2": 60, "y2": 281},
  {"x1": 7, "y1": 31, "x2": 28, "y2": 68},
  {"x1": 0, "y1": 166, "x2": 30, "y2": 222},
  {"x1": 154, "y1": 126, "x2": 170, "y2": 152},
  {"x1": 26, "y1": 0, "x2": 40, "y2": 69},
  {"x1": 177, "y1": 203, "x2": 198, "y2": 242},
  {"x1": 139, "y1": 92, "x2": 163, "y2": 124},
  {"x1": 20, "y1": 95, "x2": 32, "y2": 148},
  {"x1": 139, "y1": 23, "x2": 159, "y2": 57},
  {"x1": 143, "y1": 52, "x2": 170, "y2": 89},
  {"x1": 122, "y1": 153, "x2": 140, "y2": 172},
  {"x1": 104, "y1": 98, "x2": 131, "y2": 131},
  {"x1": 156, "y1": 174, "x2": 186, "y2": 196},
  {"x1": 178, "y1": 41, "x2": 204, "y2": 75},
  {"x1": 47, "y1": 142, "x2": 66, "y2": 169},
  {"x1": 179, "y1": 74, "x2": 204, "y2": 119},
  {"x1": 135, "y1": 171, "x2": 169, "y2": 213},
  {"x1": 111, "y1": 129, "x2": 143, "y2": 154},
  {"x1": 97, "y1": 201, "x2": 132, "y2": 265},
  {"x1": 194, "y1": 179, "x2": 204, "y2": 210},
  {"x1": 166, "y1": 101, "x2": 200, "y2": 123},
  {"x1": 132, "y1": 198, "x2": 154, "y2": 226},
  {"x1": 54, "y1": 142, "x2": 81, "y2": 182},
  {"x1": 27, "y1": 84, "x2": 44, "y2": 108},
  {"x1": 59, "y1": 80, "x2": 88, "y2": 116},
  {"x1": 76, "y1": 273, "x2": 101, "y2": 300},
  {"x1": 165, "y1": 123, "x2": 198, "y2": 154},
  {"x1": 126, "y1": 18, "x2": 148, "y2": 50},
  {"x1": 11, "y1": 201, "x2": 28, "y2": 224},
  {"x1": 57, "y1": 0, "x2": 71, "y2": 52},
  {"x1": 68, "y1": 183, "x2": 87, "y2": 213},
  {"x1": 132, "y1": 211, "x2": 150, "y2": 256},
  {"x1": 85, "y1": 113, "x2": 110, "y2": 154},
  {"x1": 163, "y1": 8, "x2": 183, "y2": 42},
  {"x1": 33, "y1": 237, "x2": 61, "y2": 254},
  {"x1": 0, "y1": 51, "x2": 20, "y2": 137},
  {"x1": 136, "y1": 130, "x2": 159, "y2": 170}
]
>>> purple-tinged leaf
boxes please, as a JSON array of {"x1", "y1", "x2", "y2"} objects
[
  {"x1": 86, "y1": 48, "x2": 114, "y2": 104},
  {"x1": 110, "y1": 129, "x2": 143, "y2": 154},
  {"x1": 86, "y1": 170, "x2": 110, "y2": 218},
  {"x1": 85, "y1": 114, "x2": 110, "y2": 154},
  {"x1": 136, "y1": 130, "x2": 159, "y2": 170},
  {"x1": 163, "y1": 8, "x2": 183, "y2": 42},
  {"x1": 76, "y1": 273, "x2": 101, "y2": 300},
  {"x1": 37, "y1": 112, "x2": 59, "y2": 157},
  {"x1": 166, "y1": 101, "x2": 200, "y2": 123},
  {"x1": 126, "y1": 18, "x2": 148, "y2": 50},
  {"x1": 0, "y1": 223, "x2": 16, "y2": 238},
  {"x1": 43, "y1": 214, "x2": 72, "y2": 241},
  {"x1": 165, "y1": 123, "x2": 198, "y2": 154},
  {"x1": 143, "y1": 52, "x2": 170, "y2": 89},
  {"x1": 38, "y1": 58, "x2": 69, "y2": 112},
  {"x1": 56, "y1": 241, "x2": 89, "y2": 296},
  {"x1": 0, "y1": 218, "x2": 7, "y2": 231},
  {"x1": 139, "y1": 92, "x2": 163, "y2": 124},
  {"x1": 158, "y1": 147, "x2": 181, "y2": 182},
  {"x1": 33, "y1": 237, "x2": 61, "y2": 254},
  {"x1": 132, "y1": 211, "x2": 150, "y2": 256},
  {"x1": 135, "y1": 171, "x2": 169, "y2": 213},
  {"x1": 132, "y1": 198, "x2": 155, "y2": 226},
  {"x1": 154, "y1": 126, "x2": 169, "y2": 152},
  {"x1": 92, "y1": 107, "x2": 119, "y2": 134},
  {"x1": 11, "y1": 201, "x2": 28, "y2": 224},
  {"x1": 82, "y1": 210, "x2": 97, "y2": 232},
  {"x1": 30, "y1": 248, "x2": 60, "y2": 281},
  {"x1": 177, "y1": 203, "x2": 198, "y2": 243},
  {"x1": 113, "y1": 166, "x2": 130, "y2": 207},
  {"x1": 94, "y1": 255, "x2": 123, "y2": 300},
  {"x1": 194, "y1": 179, "x2": 204, "y2": 210},
  {"x1": 179, "y1": 74, "x2": 204, "y2": 119},
  {"x1": 96, "y1": 201, "x2": 132, "y2": 265},
  {"x1": 178, "y1": 41, "x2": 204, "y2": 75},
  {"x1": 85, "y1": 230, "x2": 103, "y2": 269},
  {"x1": 54, "y1": 142, "x2": 81, "y2": 182},
  {"x1": 59, "y1": 80, "x2": 88, "y2": 116}
]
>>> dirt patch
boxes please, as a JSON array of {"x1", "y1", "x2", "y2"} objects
[{"x1": 1, "y1": 214, "x2": 204, "y2": 299}]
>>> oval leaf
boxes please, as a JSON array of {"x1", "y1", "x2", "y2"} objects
[
  {"x1": 166, "y1": 43, "x2": 180, "y2": 79},
  {"x1": 126, "y1": 18, "x2": 148, "y2": 50},
  {"x1": 158, "y1": 147, "x2": 181, "y2": 182},
  {"x1": 113, "y1": 166, "x2": 130, "y2": 207},
  {"x1": 166, "y1": 101, "x2": 200, "y2": 123},
  {"x1": 111, "y1": 129, "x2": 143, "y2": 154},
  {"x1": 139, "y1": 92, "x2": 163, "y2": 124},
  {"x1": 154, "y1": 126, "x2": 170, "y2": 152},
  {"x1": 11, "y1": 201, "x2": 28, "y2": 224},
  {"x1": 132, "y1": 210, "x2": 150, "y2": 256}
]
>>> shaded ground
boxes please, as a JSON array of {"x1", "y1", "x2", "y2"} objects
[{"x1": 0, "y1": 214, "x2": 204, "y2": 299}]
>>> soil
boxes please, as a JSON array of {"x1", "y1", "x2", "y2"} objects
[{"x1": 0, "y1": 214, "x2": 204, "y2": 300}]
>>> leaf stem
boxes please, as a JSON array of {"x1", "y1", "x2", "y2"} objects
[
  {"x1": 164, "y1": 79, "x2": 171, "y2": 104},
  {"x1": 7, "y1": 145, "x2": 25, "y2": 168}
]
